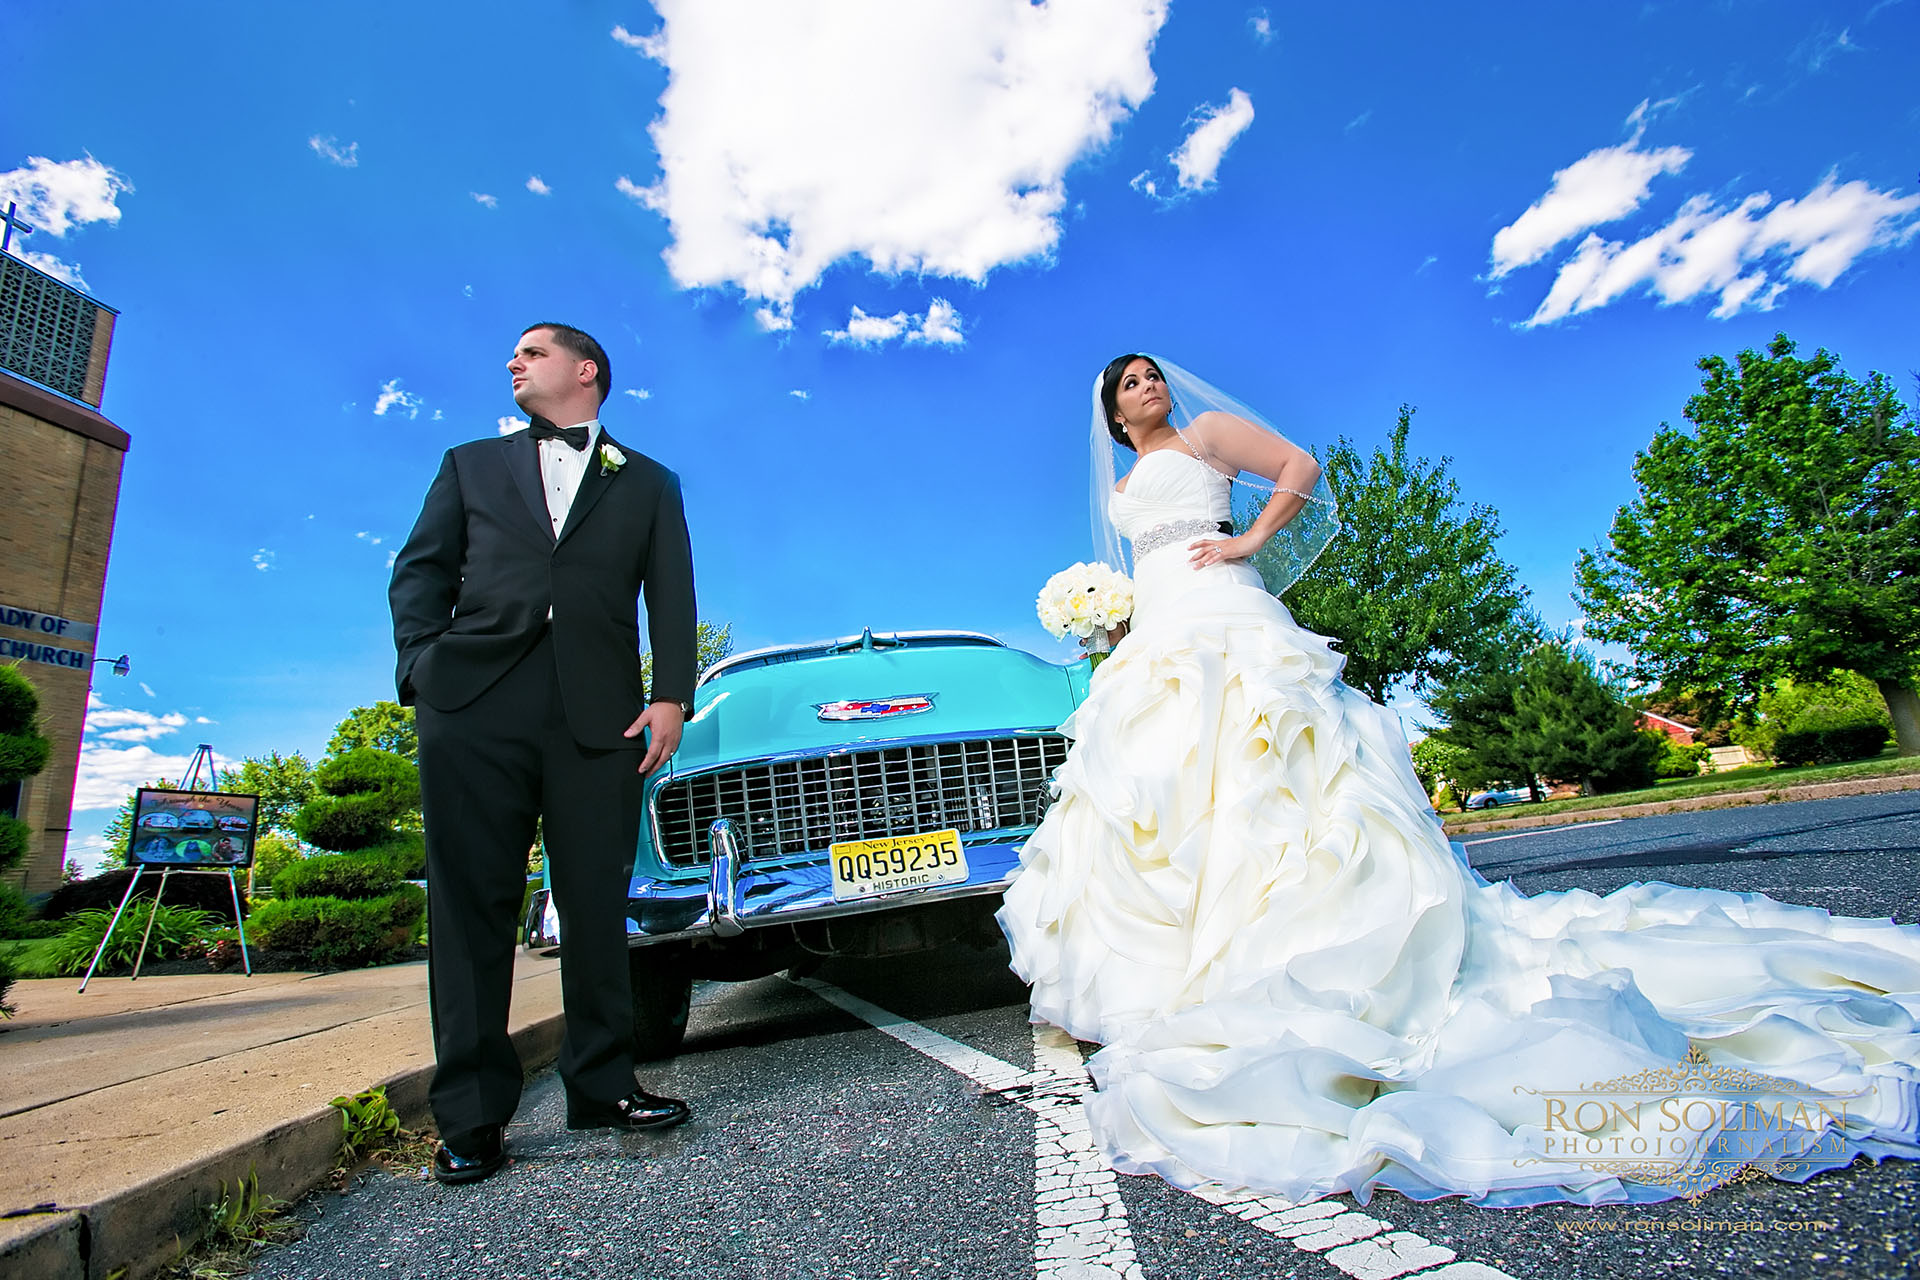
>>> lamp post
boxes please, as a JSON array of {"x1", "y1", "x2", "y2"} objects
[{"x1": 91, "y1": 653, "x2": 130, "y2": 678}]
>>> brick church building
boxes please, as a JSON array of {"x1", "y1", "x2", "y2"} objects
[{"x1": 0, "y1": 249, "x2": 128, "y2": 895}]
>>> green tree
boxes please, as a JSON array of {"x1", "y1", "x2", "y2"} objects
[
  {"x1": 326, "y1": 702, "x2": 417, "y2": 762},
  {"x1": 1576, "y1": 334, "x2": 1920, "y2": 755},
  {"x1": 1503, "y1": 638, "x2": 1662, "y2": 795},
  {"x1": 1249, "y1": 408, "x2": 1530, "y2": 703},
  {"x1": 0, "y1": 663, "x2": 53, "y2": 877},
  {"x1": 1408, "y1": 737, "x2": 1470, "y2": 805},
  {"x1": 640, "y1": 620, "x2": 736, "y2": 699},
  {"x1": 218, "y1": 751, "x2": 317, "y2": 835},
  {"x1": 1730, "y1": 671, "x2": 1893, "y2": 762},
  {"x1": 1428, "y1": 650, "x2": 1536, "y2": 799}
]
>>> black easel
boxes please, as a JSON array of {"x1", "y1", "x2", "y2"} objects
[{"x1": 78, "y1": 743, "x2": 253, "y2": 992}]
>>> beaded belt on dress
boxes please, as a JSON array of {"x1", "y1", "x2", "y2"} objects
[{"x1": 1130, "y1": 518, "x2": 1225, "y2": 557}]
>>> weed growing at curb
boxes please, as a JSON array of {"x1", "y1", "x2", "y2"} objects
[
  {"x1": 329, "y1": 1085, "x2": 437, "y2": 1181},
  {"x1": 157, "y1": 1168, "x2": 302, "y2": 1280}
]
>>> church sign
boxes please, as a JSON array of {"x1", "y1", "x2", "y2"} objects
[{"x1": 0, "y1": 603, "x2": 97, "y2": 669}]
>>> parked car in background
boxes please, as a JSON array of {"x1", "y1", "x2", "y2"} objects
[
  {"x1": 1465, "y1": 784, "x2": 1537, "y2": 810},
  {"x1": 525, "y1": 629, "x2": 1092, "y2": 1058}
]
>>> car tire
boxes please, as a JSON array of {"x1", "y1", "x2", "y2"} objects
[{"x1": 629, "y1": 946, "x2": 693, "y2": 1061}]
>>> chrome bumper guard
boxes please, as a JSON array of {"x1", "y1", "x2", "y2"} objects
[{"x1": 593, "y1": 817, "x2": 1024, "y2": 948}]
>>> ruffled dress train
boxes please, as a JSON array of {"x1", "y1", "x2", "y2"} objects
[{"x1": 996, "y1": 450, "x2": 1920, "y2": 1207}]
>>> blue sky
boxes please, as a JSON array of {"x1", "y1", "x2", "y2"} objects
[{"x1": 5, "y1": 0, "x2": 1917, "y2": 868}]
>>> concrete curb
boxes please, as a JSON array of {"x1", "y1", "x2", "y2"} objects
[
  {"x1": 1, "y1": 1011, "x2": 566, "y2": 1280},
  {"x1": 1442, "y1": 770, "x2": 1920, "y2": 837}
]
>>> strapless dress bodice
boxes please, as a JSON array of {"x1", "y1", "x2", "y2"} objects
[{"x1": 1110, "y1": 449, "x2": 1231, "y2": 538}]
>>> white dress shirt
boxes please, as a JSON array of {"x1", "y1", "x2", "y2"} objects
[
  {"x1": 539, "y1": 419, "x2": 600, "y2": 620},
  {"x1": 538, "y1": 418, "x2": 601, "y2": 537}
]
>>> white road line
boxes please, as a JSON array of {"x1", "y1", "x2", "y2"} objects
[
  {"x1": 1464, "y1": 819, "x2": 1621, "y2": 845},
  {"x1": 792, "y1": 978, "x2": 1527, "y2": 1280},
  {"x1": 1029, "y1": 1024, "x2": 1147, "y2": 1280}
]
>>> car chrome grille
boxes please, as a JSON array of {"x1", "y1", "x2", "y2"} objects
[{"x1": 653, "y1": 734, "x2": 1071, "y2": 868}]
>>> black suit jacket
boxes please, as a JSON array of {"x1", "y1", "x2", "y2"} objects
[{"x1": 388, "y1": 427, "x2": 696, "y2": 750}]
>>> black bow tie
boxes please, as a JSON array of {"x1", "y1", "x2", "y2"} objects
[{"x1": 529, "y1": 417, "x2": 590, "y2": 451}]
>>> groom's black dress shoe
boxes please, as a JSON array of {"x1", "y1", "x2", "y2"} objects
[
  {"x1": 432, "y1": 1127, "x2": 506, "y2": 1186},
  {"x1": 566, "y1": 1088, "x2": 692, "y2": 1132}
]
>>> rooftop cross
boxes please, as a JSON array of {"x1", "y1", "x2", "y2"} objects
[{"x1": 1, "y1": 201, "x2": 36, "y2": 254}]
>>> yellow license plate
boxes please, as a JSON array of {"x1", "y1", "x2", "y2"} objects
[{"x1": 828, "y1": 829, "x2": 968, "y2": 902}]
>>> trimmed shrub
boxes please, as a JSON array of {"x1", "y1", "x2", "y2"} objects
[
  {"x1": 39, "y1": 867, "x2": 246, "y2": 922},
  {"x1": 0, "y1": 882, "x2": 38, "y2": 938},
  {"x1": 39, "y1": 901, "x2": 223, "y2": 977},
  {"x1": 1773, "y1": 717, "x2": 1892, "y2": 767},
  {"x1": 273, "y1": 853, "x2": 401, "y2": 903},
  {"x1": 1653, "y1": 737, "x2": 1709, "y2": 779},
  {"x1": 0, "y1": 816, "x2": 29, "y2": 875},
  {"x1": 249, "y1": 886, "x2": 426, "y2": 969},
  {"x1": 249, "y1": 831, "x2": 307, "y2": 891},
  {"x1": 359, "y1": 831, "x2": 426, "y2": 879}
]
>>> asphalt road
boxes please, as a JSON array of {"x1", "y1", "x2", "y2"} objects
[{"x1": 254, "y1": 790, "x2": 1920, "y2": 1280}]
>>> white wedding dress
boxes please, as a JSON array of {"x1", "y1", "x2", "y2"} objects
[{"x1": 997, "y1": 449, "x2": 1920, "y2": 1207}]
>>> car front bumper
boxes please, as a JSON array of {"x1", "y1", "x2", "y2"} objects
[{"x1": 523, "y1": 818, "x2": 1027, "y2": 950}]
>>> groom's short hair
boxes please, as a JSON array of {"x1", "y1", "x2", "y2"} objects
[{"x1": 522, "y1": 322, "x2": 612, "y2": 405}]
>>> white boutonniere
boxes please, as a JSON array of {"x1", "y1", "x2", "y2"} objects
[{"x1": 598, "y1": 442, "x2": 627, "y2": 476}]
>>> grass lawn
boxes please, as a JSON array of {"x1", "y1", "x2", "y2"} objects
[
  {"x1": 0, "y1": 935, "x2": 66, "y2": 979},
  {"x1": 1441, "y1": 749, "x2": 1920, "y2": 829}
]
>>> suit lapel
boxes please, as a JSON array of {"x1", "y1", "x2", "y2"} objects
[
  {"x1": 556, "y1": 429, "x2": 620, "y2": 546},
  {"x1": 504, "y1": 430, "x2": 554, "y2": 543}
]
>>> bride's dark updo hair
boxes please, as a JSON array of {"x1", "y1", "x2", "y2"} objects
[{"x1": 1098, "y1": 352, "x2": 1165, "y2": 452}]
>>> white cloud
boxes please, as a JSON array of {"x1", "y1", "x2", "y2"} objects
[
  {"x1": 632, "y1": 0, "x2": 1169, "y2": 320},
  {"x1": 1345, "y1": 109, "x2": 1372, "y2": 135},
  {"x1": 373, "y1": 377, "x2": 424, "y2": 418},
  {"x1": 1797, "y1": 24, "x2": 1860, "y2": 72},
  {"x1": 194, "y1": 715, "x2": 215, "y2": 724},
  {"x1": 1171, "y1": 88, "x2": 1255, "y2": 191},
  {"x1": 1248, "y1": 8, "x2": 1274, "y2": 43},
  {"x1": 471, "y1": 192, "x2": 498, "y2": 208},
  {"x1": 825, "y1": 307, "x2": 908, "y2": 347},
  {"x1": 0, "y1": 154, "x2": 131, "y2": 285},
  {"x1": 498, "y1": 415, "x2": 528, "y2": 435},
  {"x1": 824, "y1": 299, "x2": 966, "y2": 349},
  {"x1": 614, "y1": 175, "x2": 653, "y2": 206},
  {"x1": 356, "y1": 531, "x2": 385, "y2": 547},
  {"x1": 431, "y1": 408, "x2": 443, "y2": 421},
  {"x1": 72, "y1": 742, "x2": 197, "y2": 811},
  {"x1": 789, "y1": 389, "x2": 810, "y2": 400},
  {"x1": 138, "y1": 682, "x2": 156, "y2": 698},
  {"x1": 0, "y1": 155, "x2": 131, "y2": 236},
  {"x1": 611, "y1": 23, "x2": 665, "y2": 56},
  {"x1": 624, "y1": 387, "x2": 653, "y2": 401},
  {"x1": 309, "y1": 135, "x2": 359, "y2": 168},
  {"x1": 1417, "y1": 254, "x2": 1438, "y2": 274},
  {"x1": 75, "y1": 697, "x2": 197, "y2": 810},
  {"x1": 13, "y1": 250, "x2": 88, "y2": 287},
  {"x1": 251, "y1": 548, "x2": 274, "y2": 572},
  {"x1": 526, "y1": 175, "x2": 552, "y2": 195},
  {"x1": 1129, "y1": 170, "x2": 1160, "y2": 200},
  {"x1": 1489, "y1": 115, "x2": 1692, "y2": 278},
  {"x1": 1520, "y1": 174, "x2": 1920, "y2": 327},
  {"x1": 909, "y1": 297, "x2": 964, "y2": 345}
]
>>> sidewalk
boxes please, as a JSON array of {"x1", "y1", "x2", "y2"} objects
[{"x1": 0, "y1": 953, "x2": 564, "y2": 1280}]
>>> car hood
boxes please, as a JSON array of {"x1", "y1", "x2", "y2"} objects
[{"x1": 669, "y1": 642, "x2": 1080, "y2": 774}]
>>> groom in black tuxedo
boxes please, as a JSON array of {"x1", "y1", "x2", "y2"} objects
[{"x1": 389, "y1": 322, "x2": 697, "y2": 1185}]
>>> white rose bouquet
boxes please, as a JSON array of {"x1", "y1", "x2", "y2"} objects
[{"x1": 1036, "y1": 562, "x2": 1134, "y2": 657}]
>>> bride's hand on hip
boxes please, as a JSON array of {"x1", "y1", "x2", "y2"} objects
[{"x1": 1189, "y1": 534, "x2": 1257, "y2": 568}]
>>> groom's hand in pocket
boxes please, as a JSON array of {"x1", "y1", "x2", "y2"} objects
[{"x1": 626, "y1": 702, "x2": 686, "y2": 775}]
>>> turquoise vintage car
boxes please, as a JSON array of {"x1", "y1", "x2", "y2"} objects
[{"x1": 524, "y1": 628, "x2": 1092, "y2": 1056}]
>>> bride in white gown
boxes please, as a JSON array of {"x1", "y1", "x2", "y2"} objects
[{"x1": 997, "y1": 353, "x2": 1920, "y2": 1208}]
